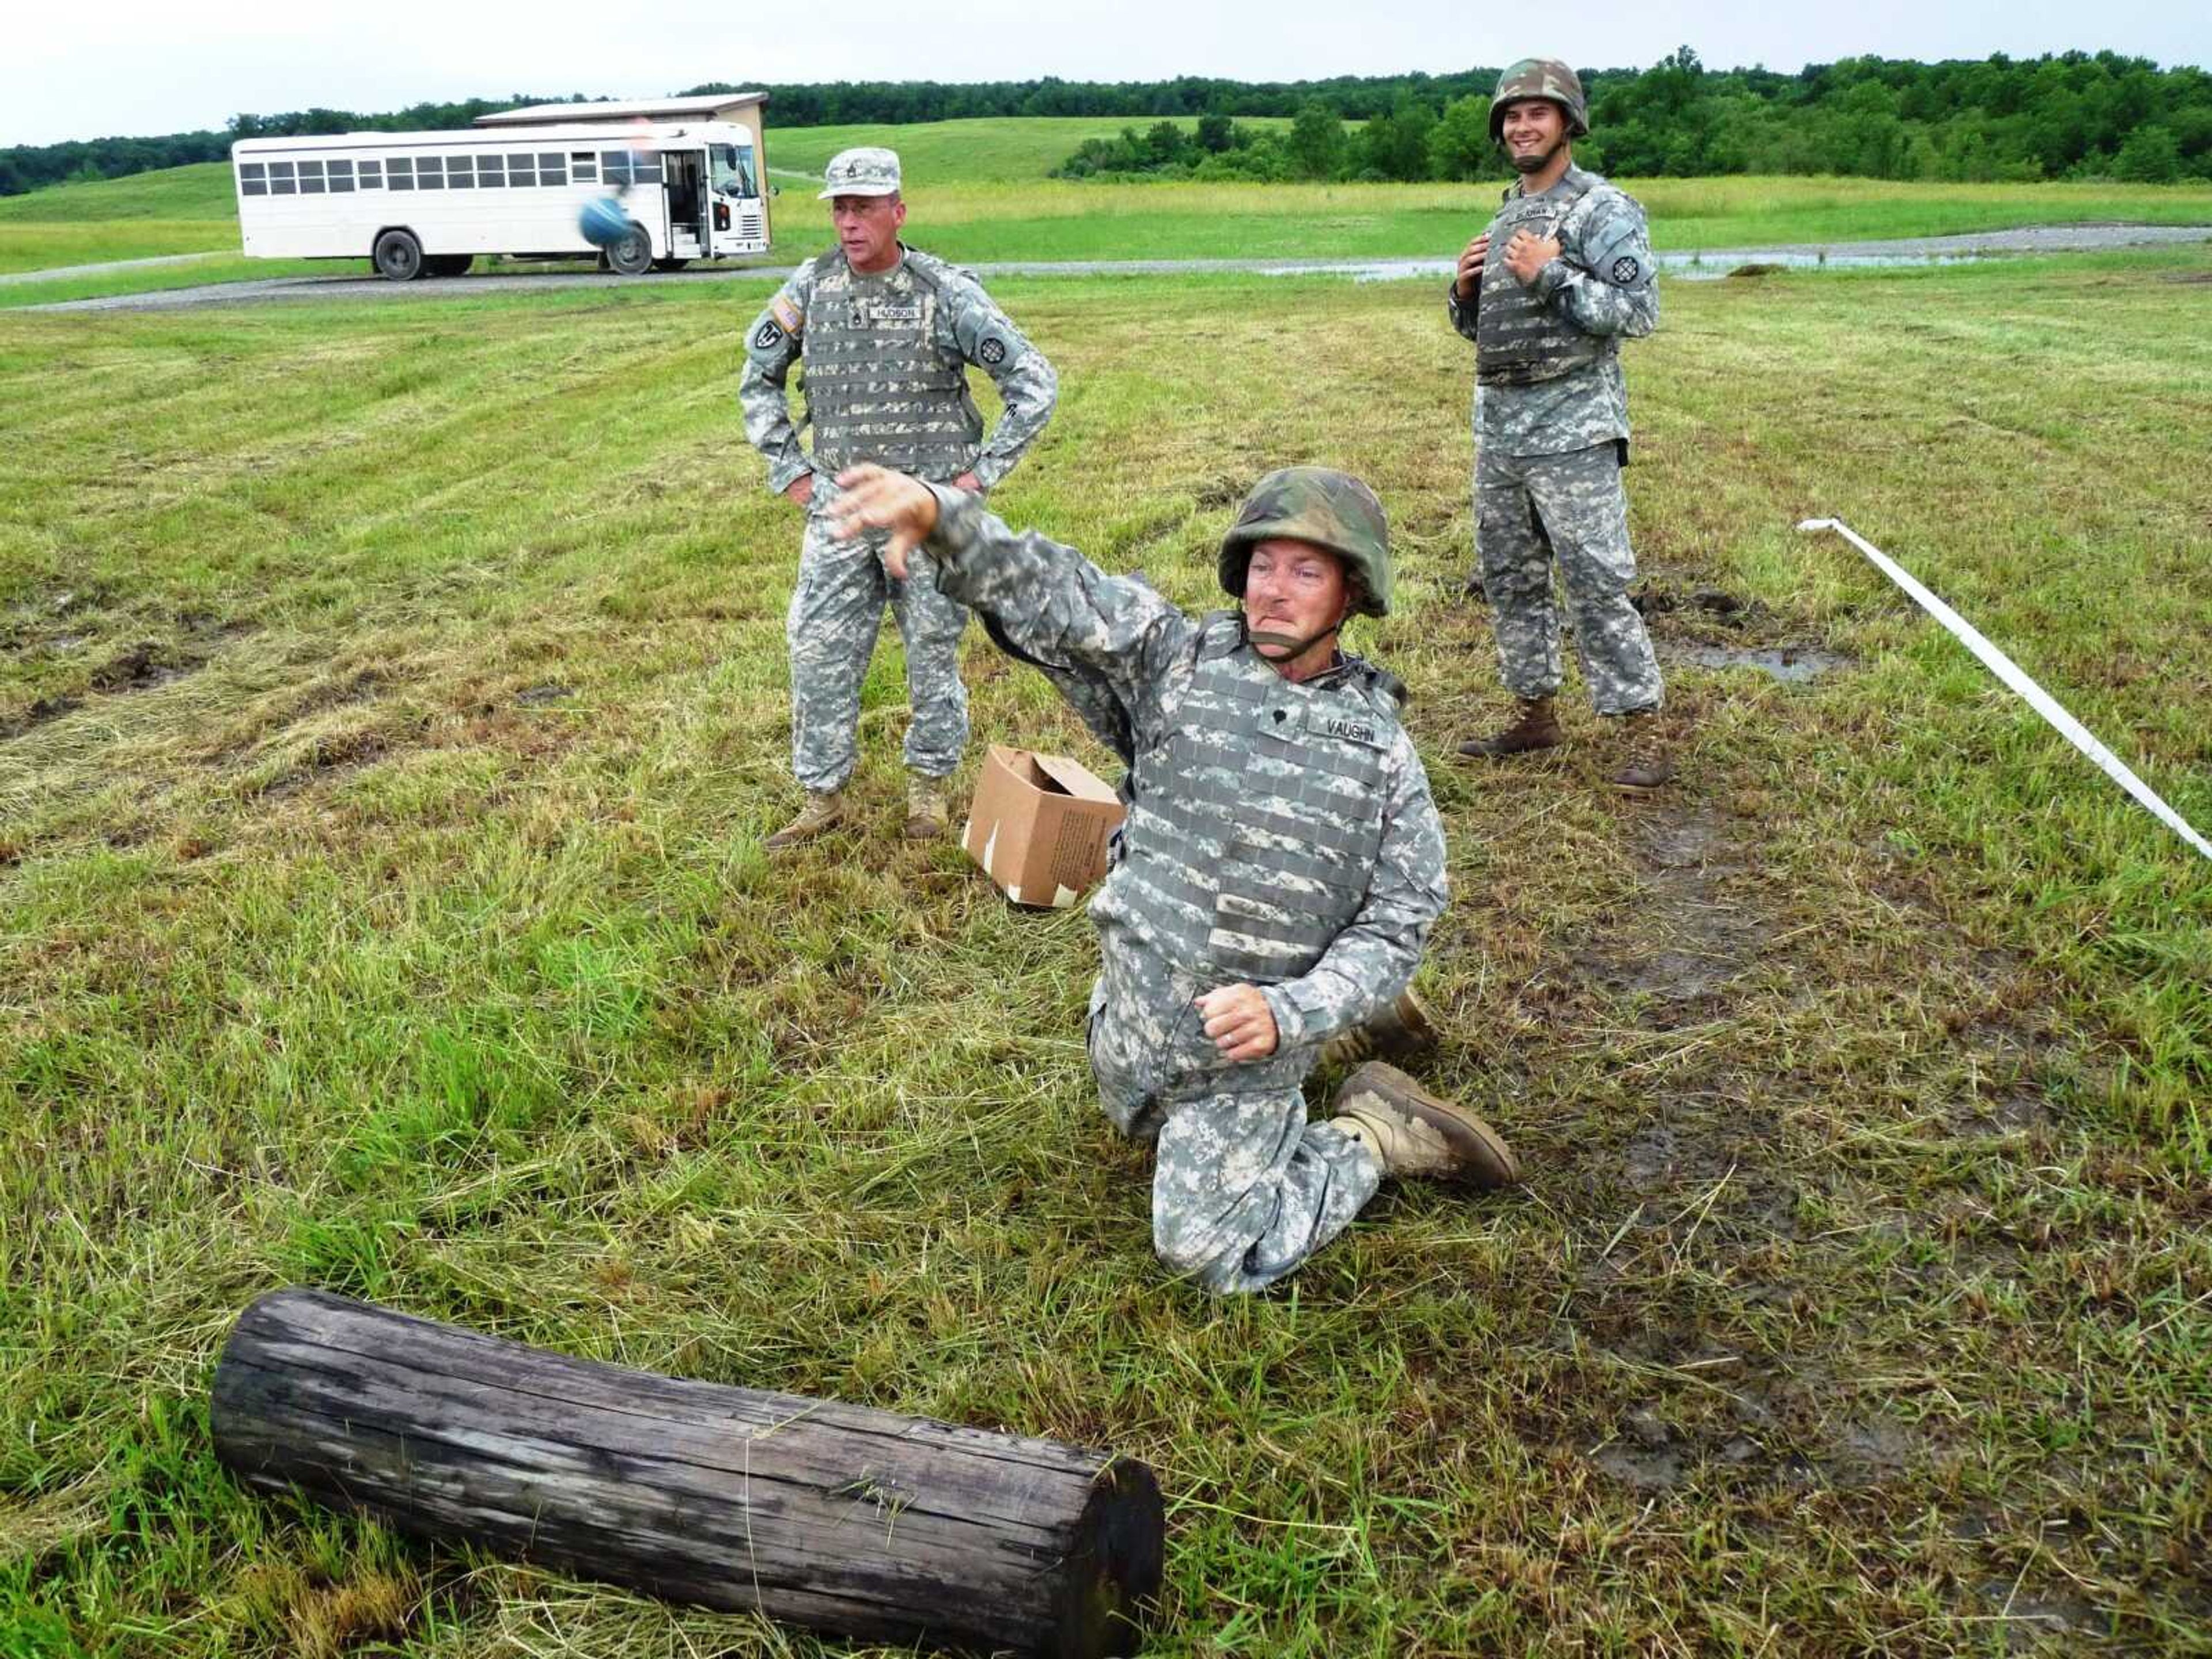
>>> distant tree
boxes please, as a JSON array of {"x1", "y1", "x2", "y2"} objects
[
  {"x1": 2112, "y1": 124, "x2": 2183, "y2": 181},
  {"x1": 1196, "y1": 111, "x2": 1234, "y2": 153},
  {"x1": 1286, "y1": 101, "x2": 1349, "y2": 179},
  {"x1": 1427, "y1": 96, "x2": 1495, "y2": 182}
]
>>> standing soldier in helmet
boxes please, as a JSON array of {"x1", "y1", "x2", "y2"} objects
[
  {"x1": 827, "y1": 460, "x2": 1521, "y2": 1295},
  {"x1": 739, "y1": 147, "x2": 1059, "y2": 848},
  {"x1": 1450, "y1": 59, "x2": 1673, "y2": 790}
]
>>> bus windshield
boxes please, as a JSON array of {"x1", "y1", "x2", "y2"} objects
[{"x1": 712, "y1": 145, "x2": 757, "y2": 198}]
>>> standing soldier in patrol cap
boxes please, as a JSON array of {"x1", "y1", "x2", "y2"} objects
[
  {"x1": 739, "y1": 147, "x2": 1058, "y2": 847},
  {"x1": 827, "y1": 460, "x2": 1521, "y2": 1294},
  {"x1": 1449, "y1": 59, "x2": 1674, "y2": 790}
]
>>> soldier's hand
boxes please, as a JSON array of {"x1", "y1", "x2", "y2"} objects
[
  {"x1": 783, "y1": 474, "x2": 816, "y2": 509},
  {"x1": 1196, "y1": 984, "x2": 1279, "y2": 1062},
  {"x1": 830, "y1": 464, "x2": 938, "y2": 580},
  {"x1": 1455, "y1": 233, "x2": 1489, "y2": 300},
  {"x1": 1502, "y1": 228, "x2": 1563, "y2": 284},
  {"x1": 952, "y1": 470, "x2": 982, "y2": 494}
]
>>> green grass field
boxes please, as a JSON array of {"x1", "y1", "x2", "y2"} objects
[
  {"x1": 2, "y1": 122, "x2": 2209, "y2": 294},
  {"x1": 2, "y1": 245, "x2": 2209, "y2": 1656}
]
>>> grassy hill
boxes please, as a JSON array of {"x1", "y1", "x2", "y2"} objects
[
  {"x1": 2, "y1": 122, "x2": 2209, "y2": 289},
  {"x1": 762, "y1": 114, "x2": 1298, "y2": 184}
]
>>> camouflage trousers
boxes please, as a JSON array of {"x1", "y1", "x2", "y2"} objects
[
  {"x1": 1475, "y1": 441, "x2": 1663, "y2": 716},
  {"x1": 786, "y1": 499, "x2": 970, "y2": 793},
  {"x1": 1086, "y1": 949, "x2": 1381, "y2": 1296}
]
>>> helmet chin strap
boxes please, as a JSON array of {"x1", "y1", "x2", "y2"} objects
[{"x1": 1243, "y1": 611, "x2": 1346, "y2": 664}]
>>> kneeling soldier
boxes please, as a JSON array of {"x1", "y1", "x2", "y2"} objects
[{"x1": 832, "y1": 464, "x2": 1520, "y2": 1294}]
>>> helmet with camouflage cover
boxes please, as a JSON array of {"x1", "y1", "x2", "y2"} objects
[
  {"x1": 1488, "y1": 58, "x2": 1590, "y2": 141},
  {"x1": 1218, "y1": 467, "x2": 1392, "y2": 619}
]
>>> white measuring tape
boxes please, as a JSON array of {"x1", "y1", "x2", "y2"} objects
[{"x1": 1798, "y1": 517, "x2": 2212, "y2": 865}]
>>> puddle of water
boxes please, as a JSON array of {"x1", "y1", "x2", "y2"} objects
[{"x1": 1672, "y1": 643, "x2": 1851, "y2": 683}]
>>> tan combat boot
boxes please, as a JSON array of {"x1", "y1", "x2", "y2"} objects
[
  {"x1": 1456, "y1": 694, "x2": 1563, "y2": 760},
  {"x1": 763, "y1": 789, "x2": 845, "y2": 850},
  {"x1": 904, "y1": 775, "x2": 950, "y2": 840},
  {"x1": 1318, "y1": 989, "x2": 1442, "y2": 1070},
  {"x1": 1607, "y1": 710, "x2": 1676, "y2": 793},
  {"x1": 1328, "y1": 1062, "x2": 1521, "y2": 1188}
]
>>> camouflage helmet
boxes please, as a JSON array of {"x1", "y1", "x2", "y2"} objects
[
  {"x1": 1218, "y1": 467, "x2": 1392, "y2": 619},
  {"x1": 1488, "y1": 58, "x2": 1590, "y2": 141}
]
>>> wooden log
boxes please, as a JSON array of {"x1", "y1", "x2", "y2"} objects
[{"x1": 210, "y1": 1288, "x2": 1164, "y2": 1658}]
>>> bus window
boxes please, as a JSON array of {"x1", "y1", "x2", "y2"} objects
[
  {"x1": 240, "y1": 162, "x2": 268, "y2": 196},
  {"x1": 506, "y1": 154, "x2": 536, "y2": 187},
  {"x1": 712, "y1": 145, "x2": 757, "y2": 198},
  {"x1": 477, "y1": 154, "x2": 504, "y2": 188},
  {"x1": 570, "y1": 151, "x2": 599, "y2": 184},
  {"x1": 270, "y1": 161, "x2": 296, "y2": 195},
  {"x1": 300, "y1": 160, "x2": 325, "y2": 194},
  {"x1": 537, "y1": 153, "x2": 566, "y2": 186},
  {"x1": 360, "y1": 159, "x2": 382, "y2": 189},
  {"x1": 388, "y1": 157, "x2": 414, "y2": 191},
  {"x1": 445, "y1": 156, "x2": 474, "y2": 189},
  {"x1": 329, "y1": 159, "x2": 354, "y2": 193},
  {"x1": 418, "y1": 158, "x2": 443, "y2": 191}
]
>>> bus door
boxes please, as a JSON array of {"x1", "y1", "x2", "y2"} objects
[{"x1": 662, "y1": 150, "x2": 706, "y2": 259}]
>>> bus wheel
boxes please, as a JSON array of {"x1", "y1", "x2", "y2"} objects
[
  {"x1": 607, "y1": 226, "x2": 654, "y2": 276},
  {"x1": 652, "y1": 257, "x2": 690, "y2": 272},
  {"x1": 373, "y1": 229, "x2": 425, "y2": 282}
]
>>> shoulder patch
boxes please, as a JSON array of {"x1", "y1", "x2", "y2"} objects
[
  {"x1": 978, "y1": 336, "x2": 1007, "y2": 366},
  {"x1": 771, "y1": 294, "x2": 804, "y2": 335},
  {"x1": 751, "y1": 319, "x2": 784, "y2": 352},
  {"x1": 1610, "y1": 255, "x2": 1641, "y2": 285}
]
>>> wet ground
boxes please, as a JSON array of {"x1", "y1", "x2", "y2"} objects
[{"x1": 25, "y1": 222, "x2": 2211, "y2": 313}]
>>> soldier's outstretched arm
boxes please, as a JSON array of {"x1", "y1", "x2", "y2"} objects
[
  {"x1": 1256, "y1": 742, "x2": 1449, "y2": 1051},
  {"x1": 832, "y1": 465, "x2": 1195, "y2": 732},
  {"x1": 1533, "y1": 194, "x2": 1659, "y2": 340},
  {"x1": 942, "y1": 282, "x2": 1058, "y2": 490},
  {"x1": 738, "y1": 268, "x2": 817, "y2": 495}
]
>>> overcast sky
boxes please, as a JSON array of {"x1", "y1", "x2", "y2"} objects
[{"x1": 13, "y1": 0, "x2": 2209, "y2": 147}]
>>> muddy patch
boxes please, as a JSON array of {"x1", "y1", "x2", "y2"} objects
[
  {"x1": 1665, "y1": 642, "x2": 1854, "y2": 683},
  {"x1": 90, "y1": 640, "x2": 198, "y2": 694},
  {"x1": 514, "y1": 682, "x2": 577, "y2": 707},
  {"x1": 1631, "y1": 582, "x2": 1766, "y2": 626},
  {"x1": 1573, "y1": 808, "x2": 1764, "y2": 1003}
]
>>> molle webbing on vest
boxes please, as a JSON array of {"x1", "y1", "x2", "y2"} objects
[
  {"x1": 801, "y1": 253, "x2": 982, "y2": 480},
  {"x1": 1475, "y1": 175, "x2": 1611, "y2": 387},
  {"x1": 1111, "y1": 614, "x2": 1392, "y2": 987}
]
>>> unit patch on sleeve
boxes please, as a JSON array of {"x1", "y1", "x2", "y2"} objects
[
  {"x1": 978, "y1": 336, "x2": 1007, "y2": 366},
  {"x1": 752, "y1": 319, "x2": 785, "y2": 352},
  {"x1": 1610, "y1": 255, "x2": 1641, "y2": 285}
]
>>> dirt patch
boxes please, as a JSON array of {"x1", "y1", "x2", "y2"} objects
[
  {"x1": 90, "y1": 640, "x2": 198, "y2": 693},
  {"x1": 1665, "y1": 642, "x2": 1855, "y2": 683},
  {"x1": 259, "y1": 729, "x2": 391, "y2": 799},
  {"x1": 0, "y1": 693, "x2": 84, "y2": 741},
  {"x1": 1572, "y1": 807, "x2": 1764, "y2": 1004},
  {"x1": 514, "y1": 682, "x2": 577, "y2": 707}
]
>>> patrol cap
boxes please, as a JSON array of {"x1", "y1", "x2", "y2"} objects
[
  {"x1": 1218, "y1": 467, "x2": 1392, "y2": 619},
  {"x1": 819, "y1": 147, "x2": 902, "y2": 199},
  {"x1": 1489, "y1": 58, "x2": 1590, "y2": 141}
]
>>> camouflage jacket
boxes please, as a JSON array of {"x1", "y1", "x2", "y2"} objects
[
  {"x1": 919, "y1": 485, "x2": 1449, "y2": 1054},
  {"x1": 738, "y1": 245, "x2": 1058, "y2": 494},
  {"x1": 1447, "y1": 165, "x2": 1658, "y2": 457}
]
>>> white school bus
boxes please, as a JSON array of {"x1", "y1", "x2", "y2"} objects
[{"x1": 232, "y1": 108, "x2": 771, "y2": 280}]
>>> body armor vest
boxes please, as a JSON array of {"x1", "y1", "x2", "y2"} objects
[
  {"x1": 1475, "y1": 169, "x2": 1611, "y2": 387},
  {"x1": 1108, "y1": 615, "x2": 1399, "y2": 987},
  {"x1": 802, "y1": 251, "x2": 983, "y2": 480}
]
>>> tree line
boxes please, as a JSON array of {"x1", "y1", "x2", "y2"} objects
[
  {"x1": 4, "y1": 48, "x2": 2207, "y2": 199},
  {"x1": 1050, "y1": 50, "x2": 2212, "y2": 183}
]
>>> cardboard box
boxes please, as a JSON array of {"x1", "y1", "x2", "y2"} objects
[{"x1": 963, "y1": 744, "x2": 1126, "y2": 908}]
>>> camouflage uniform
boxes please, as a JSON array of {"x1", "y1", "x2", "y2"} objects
[
  {"x1": 739, "y1": 241, "x2": 1057, "y2": 793},
  {"x1": 1449, "y1": 163, "x2": 1664, "y2": 715},
  {"x1": 913, "y1": 483, "x2": 1449, "y2": 1294}
]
